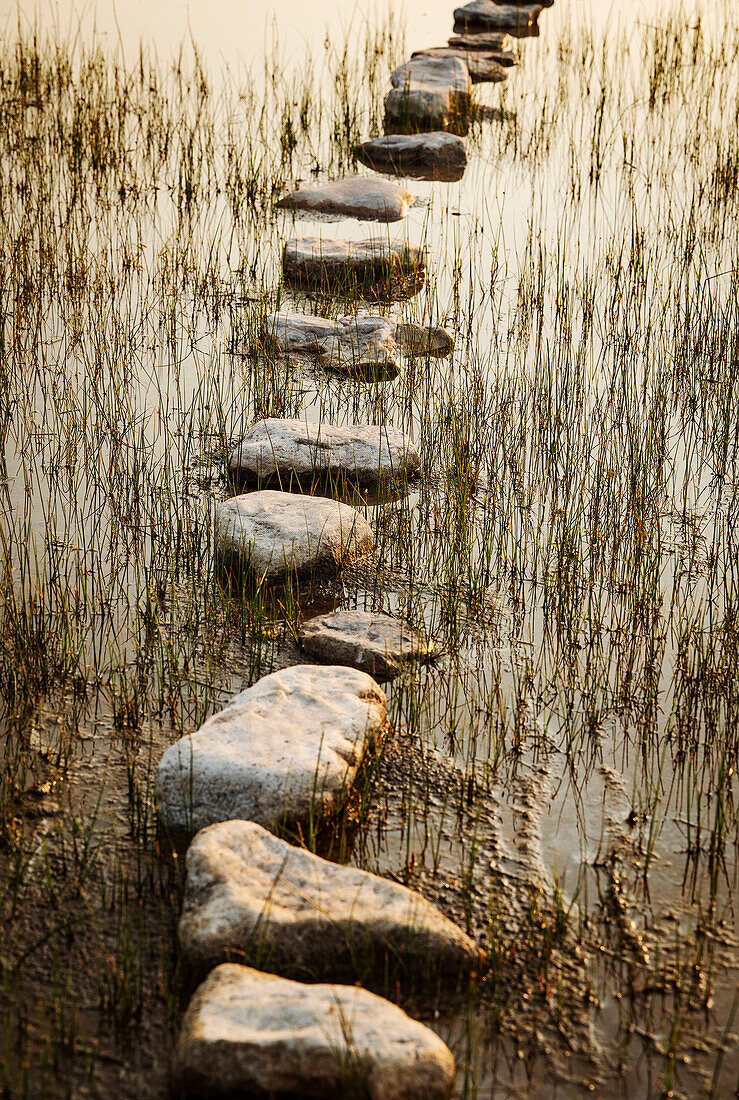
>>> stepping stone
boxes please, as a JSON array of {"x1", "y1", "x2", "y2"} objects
[
  {"x1": 156, "y1": 664, "x2": 386, "y2": 838},
  {"x1": 215, "y1": 490, "x2": 373, "y2": 582},
  {"x1": 299, "y1": 609, "x2": 433, "y2": 678},
  {"x1": 264, "y1": 312, "x2": 400, "y2": 377},
  {"x1": 173, "y1": 965, "x2": 456, "y2": 1100},
  {"x1": 448, "y1": 32, "x2": 519, "y2": 64},
  {"x1": 277, "y1": 177, "x2": 415, "y2": 222},
  {"x1": 356, "y1": 132, "x2": 467, "y2": 181},
  {"x1": 228, "y1": 420, "x2": 420, "y2": 490},
  {"x1": 283, "y1": 237, "x2": 426, "y2": 298},
  {"x1": 448, "y1": 30, "x2": 511, "y2": 50},
  {"x1": 385, "y1": 57, "x2": 471, "y2": 136},
  {"x1": 411, "y1": 46, "x2": 507, "y2": 84},
  {"x1": 262, "y1": 312, "x2": 453, "y2": 375},
  {"x1": 453, "y1": 1, "x2": 543, "y2": 34},
  {"x1": 179, "y1": 820, "x2": 481, "y2": 983}
]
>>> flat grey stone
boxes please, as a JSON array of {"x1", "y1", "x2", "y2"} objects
[
  {"x1": 283, "y1": 237, "x2": 426, "y2": 297},
  {"x1": 228, "y1": 420, "x2": 420, "y2": 489},
  {"x1": 385, "y1": 57, "x2": 471, "y2": 136},
  {"x1": 453, "y1": 1, "x2": 543, "y2": 33},
  {"x1": 264, "y1": 312, "x2": 399, "y2": 376},
  {"x1": 173, "y1": 964, "x2": 456, "y2": 1100},
  {"x1": 262, "y1": 312, "x2": 452, "y2": 374},
  {"x1": 215, "y1": 490, "x2": 373, "y2": 581},
  {"x1": 179, "y1": 820, "x2": 481, "y2": 983},
  {"x1": 277, "y1": 178, "x2": 415, "y2": 222},
  {"x1": 411, "y1": 47, "x2": 507, "y2": 84},
  {"x1": 299, "y1": 609, "x2": 433, "y2": 678},
  {"x1": 356, "y1": 132, "x2": 467, "y2": 181},
  {"x1": 156, "y1": 664, "x2": 386, "y2": 837}
]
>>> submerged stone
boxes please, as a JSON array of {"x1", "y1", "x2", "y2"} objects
[
  {"x1": 299, "y1": 609, "x2": 433, "y2": 678},
  {"x1": 277, "y1": 177, "x2": 416, "y2": 222},
  {"x1": 411, "y1": 46, "x2": 507, "y2": 84},
  {"x1": 172, "y1": 964, "x2": 456, "y2": 1100},
  {"x1": 227, "y1": 419, "x2": 420, "y2": 490},
  {"x1": 179, "y1": 820, "x2": 481, "y2": 983},
  {"x1": 356, "y1": 132, "x2": 467, "y2": 181},
  {"x1": 385, "y1": 57, "x2": 472, "y2": 136},
  {"x1": 156, "y1": 664, "x2": 386, "y2": 838},
  {"x1": 283, "y1": 237, "x2": 425, "y2": 297},
  {"x1": 215, "y1": 490, "x2": 373, "y2": 581},
  {"x1": 453, "y1": 1, "x2": 543, "y2": 33}
]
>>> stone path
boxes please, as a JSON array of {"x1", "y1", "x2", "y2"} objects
[
  {"x1": 299, "y1": 609, "x2": 434, "y2": 678},
  {"x1": 179, "y1": 820, "x2": 481, "y2": 982},
  {"x1": 159, "y1": 3, "x2": 558, "y2": 1093},
  {"x1": 173, "y1": 964, "x2": 456, "y2": 1100},
  {"x1": 156, "y1": 664, "x2": 386, "y2": 838},
  {"x1": 228, "y1": 419, "x2": 420, "y2": 490}
]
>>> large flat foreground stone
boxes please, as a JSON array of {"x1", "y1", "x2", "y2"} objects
[
  {"x1": 385, "y1": 57, "x2": 471, "y2": 136},
  {"x1": 173, "y1": 965, "x2": 456, "y2": 1100},
  {"x1": 156, "y1": 665, "x2": 386, "y2": 837},
  {"x1": 228, "y1": 420, "x2": 420, "y2": 490},
  {"x1": 262, "y1": 312, "x2": 452, "y2": 376},
  {"x1": 179, "y1": 821, "x2": 481, "y2": 984},
  {"x1": 299, "y1": 609, "x2": 433, "y2": 678},
  {"x1": 283, "y1": 237, "x2": 425, "y2": 298},
  {"x1": 215, "y1": 490, "x2": 373, "y2": 581},
  {"x1": 453, "y1": 1, "x2": 543, "y2": 34},
  {"x1": 278, "y1": 178, "x2": 415, "y2": 222},
  {"x1": 412, "y1": 46, "x2": 507, "y2": 84},
  {"x1": 356, "y1": 132, "x2": 467, "y2": 181}
]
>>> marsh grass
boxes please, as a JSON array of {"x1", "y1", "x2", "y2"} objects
[{"x1": 0, "y1": 1, "x2": 738, "y2": 1096}]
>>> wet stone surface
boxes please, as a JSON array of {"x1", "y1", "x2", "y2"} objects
[
  {"x1": 277, "y1": 177, "x2": 416, "y2": 222},
  {"x1": 228, "y1": 419, "x2": 420, "y2": 490},
  {"x1": 173, "y1": 964, "x2": 456, "y2": 1100},
  {"x1": 179, "y1": 819, "x2": 481, "y2": 982},
  {"x1": 299, "y1": 609, "x2": 434, "y2": 678},
  {"x1": 215, "y1": 489, "x2": 373, "y2": 581},
  {"x1": 155, "y1": 664, "x2": 387, "y2": 838}
]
